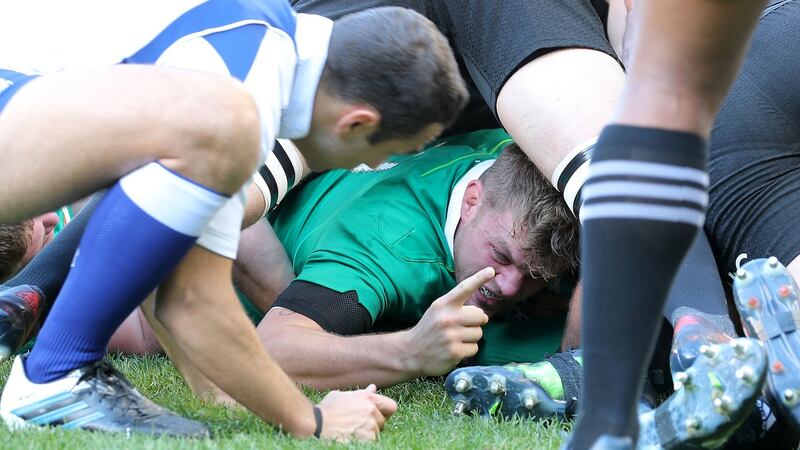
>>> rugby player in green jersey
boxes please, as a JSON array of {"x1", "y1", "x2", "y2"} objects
[{"x1": 142, "y1": 128, "x2": 579, "y2": 403}]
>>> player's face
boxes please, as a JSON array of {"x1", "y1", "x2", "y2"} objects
[
  {"x1": 453, "y1": 203, "x2": 546, "y2": 318},
  {"x1": 20, "y1": 212, "x2": 59, "y2": 267}
]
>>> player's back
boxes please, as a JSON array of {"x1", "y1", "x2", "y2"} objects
[
  {"x1": 0, "y1": 0, "x2": 211, "y2": 72},
  {"x1": 0, "y1": 0, "x2": 296, "y2": 75}
]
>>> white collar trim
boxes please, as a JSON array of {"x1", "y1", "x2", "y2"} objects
[{"x1": 279, "y1": 13, "x2": 332, "y2": 139}]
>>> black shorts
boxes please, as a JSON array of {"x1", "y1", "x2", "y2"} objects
[
  {"x1": 706, "y1": 0, "x2": 800, "y2": 274},
  {"x1": 292, "y1": 0, "x2": 618, "y2": 134}
]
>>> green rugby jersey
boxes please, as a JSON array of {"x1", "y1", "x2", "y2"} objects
[
  {"x1": 262, "y1": 128, "x2": 568, "y2": 364},
  {"x1": 269, "y1": 128, "x2": 513, "y2": 326}
]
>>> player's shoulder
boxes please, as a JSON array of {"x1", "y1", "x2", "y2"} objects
[{"x1": 400, "y1": 128, "x2": 509, "y2": 178}]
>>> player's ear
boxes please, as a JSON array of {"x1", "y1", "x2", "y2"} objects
[
  {"x1": 334, "y1": 106, "x2": 380, "y2": 139},
  {"x1": 460, "y1": 180, "x2": 484, "y2": 221}
]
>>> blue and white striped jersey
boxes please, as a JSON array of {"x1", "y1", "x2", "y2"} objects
[{"x1": 0, "y1": 0, "x2": 332, "y2": 155}]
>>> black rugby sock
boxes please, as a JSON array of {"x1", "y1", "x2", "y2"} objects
[
  {"x1": 665, "y1": 231, "x2": 736, "y2": 334},
  {"x1": 570, "y1": 125, "x2": 708, "y2": 449},
  {"x1": 4, "y1": 194, "x2": 101, "y2": 308}
]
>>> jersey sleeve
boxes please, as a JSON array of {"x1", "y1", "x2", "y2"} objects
[
  {"x1": 294, "y1": 206, "x2": 453, "y2": 325},
  {"x1": 252, "y1": 139, "x2": 309, "y2": 218},
  {"x1": 271, "y1": 280, "x2": 373, "y2": 335},
  {"x1": 151, "y1": 22, "x2": 297, "y2": 164}
]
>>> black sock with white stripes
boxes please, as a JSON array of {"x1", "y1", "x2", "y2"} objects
[{"x1": 570, "y1": 125, "x2": 708, "y2": 449}]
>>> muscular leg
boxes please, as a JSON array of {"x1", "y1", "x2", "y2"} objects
[
  {"x1": 571, "y1": 1, "x2": 767, "y2": 448},
  {"x1": 0, "y1": 66, "x2": 261, "y2": 382},
  {"x1": 497, "y1": 48, "x2": 624, "y2": 179},
  {"x1": 0, "y1": 66, "x2": 256, "y2": 222}
]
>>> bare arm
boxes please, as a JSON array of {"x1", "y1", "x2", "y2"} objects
[
  {"x1": 233, "y1": 218, "x2": 295, "y2": 312},
  {"x1": 154, "y1": 246, "x2": 397, "y2": 441},
  {"x1": 259, "y1": 268, "x2": 494, "y2": 390},
  {"x1": 259, "y1": 307, "x2": 418, "y2": 390}
]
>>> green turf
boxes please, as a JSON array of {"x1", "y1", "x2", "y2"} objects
[{"x1": 0, "y1": 355, "x2": 568, "y2": 449}]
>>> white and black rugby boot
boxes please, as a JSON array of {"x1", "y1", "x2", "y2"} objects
[{"x1": 0, "y1": 356, "x2": 209, "y2": 437}]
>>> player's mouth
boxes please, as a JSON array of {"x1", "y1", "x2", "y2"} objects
[{"x1": 476, "y1": 285, "x2": 502, "y2": 306}]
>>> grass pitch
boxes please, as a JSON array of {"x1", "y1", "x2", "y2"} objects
[{"x1": 0, "y1": 354, "x2": 567, "y2": 449}]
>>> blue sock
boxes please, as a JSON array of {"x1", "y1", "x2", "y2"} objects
[{"x1": 25, "y1": 163, "x2": 228, "y2": 383}]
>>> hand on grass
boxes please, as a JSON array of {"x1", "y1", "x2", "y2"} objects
[{"x1": 316, "y1": 384, "x2": 397, "y2": 441}]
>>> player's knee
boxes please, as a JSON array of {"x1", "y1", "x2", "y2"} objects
[
  {"x1": 193, "y1": 81, "x2": 260, "y2": 184},
  {"x1": 207, "y1": 81, "x2": 261, "y2": 174},
  {"x1": 163, "y1": 77, "x2": 261, "y2": 192}
]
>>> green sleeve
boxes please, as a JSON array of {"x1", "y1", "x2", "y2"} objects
[{"x1": 295, "y1": 207, "x2": 453, "y2": 326}]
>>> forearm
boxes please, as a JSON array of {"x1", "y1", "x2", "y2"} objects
[
  {"x1": 233, "y1": 219, "x2": 295, "y2": 312},
  {"x1": 261, "y1": 313, "x2": 420, "y2": 390},
  {"x1": 157, "y1": 247, "x2": 316, "y2": 437},
  {"x1": 140, "y1": 293, "x2": 238, "y2": 406}
]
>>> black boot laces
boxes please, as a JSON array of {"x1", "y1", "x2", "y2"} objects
[{"x1": 77, "y1": 361, "x2": 164, "y2": 422}]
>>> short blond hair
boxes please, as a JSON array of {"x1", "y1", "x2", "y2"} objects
[{"x1": 480, "y1": 144, "x2": 579, "y2": 279}]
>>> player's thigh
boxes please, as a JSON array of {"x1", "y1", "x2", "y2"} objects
[
  {"x1": 497, "y1": 48, "x2": 624, "y2": 178},
  {"x1": 705, "y1": 0, "x2": 800, "y2": 274},
  {"x1": 0, "y1": 65, "x2": 258, "y2": 218},
  {"x1": 478, "y1": 1, "x2": 623, "y2": 177}
]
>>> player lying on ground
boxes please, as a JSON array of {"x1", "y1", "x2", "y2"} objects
[
  {"x1": 0, "y1": 0, "x2": 467, "y2": 440},
  {"x1": 0, "y1": 199, "x2": 89, "y2": 283},
  {"x1": 200, "y1": 130, "x2": 579, "y2": 394},
  {"x1": 1, "y1": 129, "x2": 580, "y2": 392},
  {"x1": 446, "y1": 238, "x2": 799, "y2": 449},
  {"x1": 0, "y1": 213, "x2": 60, "y2": 283}
]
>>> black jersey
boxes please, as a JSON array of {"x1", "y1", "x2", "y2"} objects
[{"x1": 293, "y1": 0, "x2": 618, "y2": 136}]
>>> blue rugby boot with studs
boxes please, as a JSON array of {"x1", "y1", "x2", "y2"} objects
[{"x1": 637, "y1": 337, "x2": 766, "y2": 449}]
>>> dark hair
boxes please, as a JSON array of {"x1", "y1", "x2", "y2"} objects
[
  {"x1": 0, "y1": 221, "x2": 31, "y2": 282},
  {"x1": 480, "y1": 144, "x2": 579, "y2": 280},
  {"x1": 321, "y1": 6, "x2": 468, "y2": 144}
]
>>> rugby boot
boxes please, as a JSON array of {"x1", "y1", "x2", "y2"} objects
[
  {"x1": 0, "y1": 285, "x2": 44, "y2": 362},
  {"x1": 669, "y1": 315, "x2": 734, "y2": 376},
  {"x1": 668, "y1": 312, "x2": 784, "y2": 448},
  {"x1": 0, "y1": 356, "x2": 210, "y2": 437},
  {"x1": 732, "y1": 256, "x2": 800, "y2": 431},
  {"x1": 446, "y1": 350, "x2": 583, "y2": 420},
  {"x1": 637, "y1": 337, "x2": 767, "y2": 449}
]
